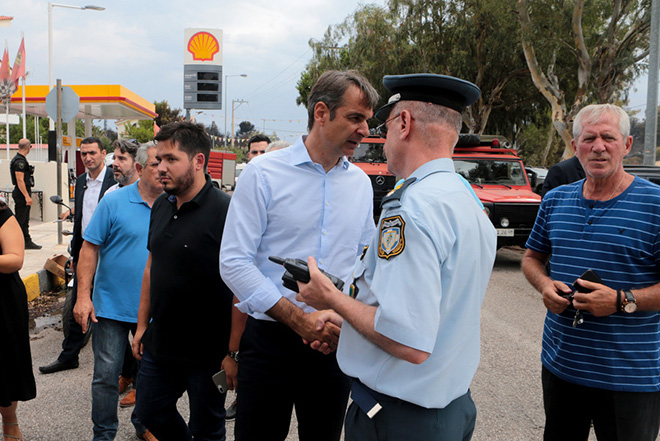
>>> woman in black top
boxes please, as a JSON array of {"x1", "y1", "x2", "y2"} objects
[{"x1": 0, "y1": 196, "x2": 36, "y2": 440}]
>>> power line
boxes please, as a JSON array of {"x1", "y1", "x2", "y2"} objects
[{"x1": 244, "y1": 47, "x2": 311, "y2": 100}]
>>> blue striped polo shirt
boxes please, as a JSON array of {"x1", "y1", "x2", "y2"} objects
[{"x1": 527, "y1": 176, "x2": 660, "y2": 392}]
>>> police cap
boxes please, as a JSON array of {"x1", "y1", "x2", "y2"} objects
[{"x1": 375, "y1": 73, "x2": 481, "y2": 121}]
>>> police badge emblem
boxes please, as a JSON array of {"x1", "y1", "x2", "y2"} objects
[{"x1": 378, "y1": 215, "x2": 405, "y2": 259}]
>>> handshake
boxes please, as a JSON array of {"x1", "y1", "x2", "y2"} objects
[{"x1": 269, "y1": 256, "x2": 345, "y2": 354}]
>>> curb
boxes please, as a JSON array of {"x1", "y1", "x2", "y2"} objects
[{"x1": 22, "y1": 269, "x2": 64, "y2": 302}]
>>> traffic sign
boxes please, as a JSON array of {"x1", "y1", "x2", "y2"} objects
[{"x1": 46, "y1": 86, "x2": 80, "y2": 122}]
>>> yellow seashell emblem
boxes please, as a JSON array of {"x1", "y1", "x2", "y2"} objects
[{"x1": 187, "y1": 32, "x2": 220, "y2": 62}]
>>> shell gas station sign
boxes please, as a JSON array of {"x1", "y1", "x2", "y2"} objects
[{"x1": 183, "y1": 28, "x2": 223, "y2": 110}]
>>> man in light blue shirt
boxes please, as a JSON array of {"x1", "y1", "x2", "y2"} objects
[
  {"x1": 73, "y1": 144, "x2": 162, "y2": 441},
  {"x1": 298, "y1": 74, "x2": 497, "y2": 441},
  {"x1": 220, "y1": 70, "x2": 379, "y2": 441}
]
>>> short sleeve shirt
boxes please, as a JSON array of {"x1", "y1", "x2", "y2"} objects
[{"x1": 143, "y1": 177, "x2": 234, "y2": 366}]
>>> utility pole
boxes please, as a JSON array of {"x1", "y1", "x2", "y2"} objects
[
  {"x1": 231, "y1": 99, "x2": 247, "y2": 148},
  {"x1": 643, "y1": 0, "x2": 660, "y2": 165}
]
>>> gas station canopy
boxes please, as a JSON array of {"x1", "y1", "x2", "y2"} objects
[{"x1": 8, "y1": 84, "x2": 157, "y2": 121}]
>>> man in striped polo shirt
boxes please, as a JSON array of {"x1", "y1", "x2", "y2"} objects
[{"x1": 522, "y1": 103, "x2": 660, "y2": 441}]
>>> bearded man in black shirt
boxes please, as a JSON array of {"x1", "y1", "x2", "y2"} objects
[{"x1": 132, "y1": 121, "x2": 233, "y2": 441}]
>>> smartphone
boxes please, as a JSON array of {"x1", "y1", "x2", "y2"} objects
[
  {"x1": 573, "y1": 269, "x2": 604, "y2": 293},
  {"x1": 212, "y1": 369, "x2": 228, "y2": 394}
]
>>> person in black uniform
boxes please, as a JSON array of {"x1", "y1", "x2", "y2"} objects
[
  {"x1": 10, "y1": 138, "x2": 40, "y2": 250},
  {"x1": 39, "y1": 137, "x2": 116, "y2": 374}
]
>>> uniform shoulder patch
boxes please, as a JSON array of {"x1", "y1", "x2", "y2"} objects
[
  {"x1": 12, "y1": 159, "x2": 27, "y2": 171},
  {"x1": 378, "y1": 215, "x2": 405, "y2": 259}
]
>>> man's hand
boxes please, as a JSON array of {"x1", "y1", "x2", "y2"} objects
[
  {"x1": 573, "y1": 279, "x2": 618, "y2": 317},
  {"x1": 25, "y1": 196, "x2": 32, "y2": 206},
  {"x1": 303, "y1": 310, "x2": 344, "y2": 355},
  {"x1": 132, "y1": 327, "x2": 146, "y2": 361},
  {"x1": 296, "y1": 257, "x2": 341, "y2": 311},
  {"x1": 541, "y1": 280, "x2": 573, "y2": 314},
  {"x1": 221, "y1": 356, "x2": 238, "y2": 391},
  {"x1": 59, "y1": 209, "x2": 71, "y2": 220},
  {"x1": 296, "y1": 310, "x2": 340, "y2": 352},
  {"x1": 73, "y1": 296, "x2": 97, "y2": 333}
]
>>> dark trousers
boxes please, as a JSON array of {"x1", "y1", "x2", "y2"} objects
[
  {"x1": 136, "y1": 349, "x2": 226, "y2": 441},
  {"x1": 345, "y1": 387, "x2": 476, "y2": 441},
  {"x1": 235, "y1": 317, "x2": 350, "y2": 441},
  {"x1": 12, "y1": 189, "x2": 31, "y2": 242},
  {"x1": 542, "y1": 365, "x2": 660, "y2": 441},
  {"x1": 121, "y1": 343, "x2": 138, "y2": 379},
  {"x1": 58, "y1": 275, "x2": 86, "y2": 363}
]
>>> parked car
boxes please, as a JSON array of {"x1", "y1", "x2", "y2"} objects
[
  {"x1": 453, "y1": 135, "x2": 541, "y2": 249},
  {"x1": 624, "y1": 164, "x2": 660, "y2": 185},
  {"x1": 525, "y1": 166, "x2": 548, "y2": 195}
]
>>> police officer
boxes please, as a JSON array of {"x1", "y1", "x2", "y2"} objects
[
  {"x1": 10, "y1": 138, "x2": 41, "y2": 250},
  {"x1": 297, "y1": 74, "x2": 497, "y2": 441}
]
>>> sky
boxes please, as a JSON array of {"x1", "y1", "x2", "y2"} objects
[
  {"x1": 1, "y1": 0, "x2": 656, "y2": 143},
  {"x1": 1, "y1": 0, "x2": 386, "y2": 142}
]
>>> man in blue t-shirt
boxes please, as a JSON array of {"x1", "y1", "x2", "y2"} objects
[
  {"x1": 73, "y1": 143, "x2": 162, "y2": 441},
  {"x1": 522, "y1": 104, "x2": 660, "y2": 441}
]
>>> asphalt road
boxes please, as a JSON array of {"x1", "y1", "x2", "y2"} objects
[{"x1": 19, "y1": 247, "x2": 610, "y2": 440}]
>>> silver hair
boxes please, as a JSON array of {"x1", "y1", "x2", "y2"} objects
[
  {"x1": 573, "y1": 104, "x2": 630, "y2": 139},
  {"x1": 136, "y1": 142, "x2": 156, "y2": 166}
]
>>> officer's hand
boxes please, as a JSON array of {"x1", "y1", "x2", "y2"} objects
[
  {"x1": 297, "y1": 310, "x2": 340, "y2": 352},
  {"x1": 573, "y1": 280, "x2": 618, "y2": 317},
  {"x1": 542, "y1": 280, "x2": 573, "y2": 314},
  {"x1": 296, "y1": 257, "x2": 339, "y2": 311},
  {"x1": 26, "y1": 196, "x2": 32, "y2": 206},
  {"x1": 303, "y1": 310, "x2": 343, "y2": 355}
]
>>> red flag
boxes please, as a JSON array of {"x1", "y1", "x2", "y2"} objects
[
  {"x1": 10, "y1": 37, "x2": 25, "y2": 90},
  {"x1": 0, "y1": 48, "x2": 10, "y2": 83}
]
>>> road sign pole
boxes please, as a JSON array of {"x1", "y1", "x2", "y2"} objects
[{"x1": 56, "y1": 80, "x2": 63, "y2": 245}]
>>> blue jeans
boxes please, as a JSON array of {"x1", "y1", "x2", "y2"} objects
[
  {"x1": 92, "y1": 318, "x2": 145, "y2": 440},
  {"x1": 136, "y1": 349, "x2": 226, "y2": 441}
]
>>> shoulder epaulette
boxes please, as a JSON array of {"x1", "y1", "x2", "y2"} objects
[{"x1": 380, "y1": 177, "x2": 416, "y2": 208}]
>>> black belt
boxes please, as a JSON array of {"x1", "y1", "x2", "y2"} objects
[{"x1": 350, "y1": 378, "x2": 387, "y2": 419}]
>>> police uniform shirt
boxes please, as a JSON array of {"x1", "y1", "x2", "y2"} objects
[
  {"x1": 10, "y1": 153, "x2": 32, "y2": 193},
  {"x1": 337, "y1": 158, "x2": 497, "y2": 409}
]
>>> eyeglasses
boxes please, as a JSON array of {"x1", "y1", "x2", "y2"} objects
[{"x1": 375, "y1": 114, "x2": 402, "y2": 138}]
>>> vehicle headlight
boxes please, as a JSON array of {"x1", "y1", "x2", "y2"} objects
[{"x1": 500, "y1": 217, "x2": 510, "y2": 228}]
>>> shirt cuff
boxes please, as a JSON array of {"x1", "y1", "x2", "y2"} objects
[{"x1": 235, "y1": 278, "x2": 283, "y2": 315}]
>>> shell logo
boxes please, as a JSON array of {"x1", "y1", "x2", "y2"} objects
[{"x1": 187, "y1": 32, "x2": 220, "y2": 62}]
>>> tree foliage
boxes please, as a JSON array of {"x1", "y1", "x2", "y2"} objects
[
  {"x1": 122, "y1": 120, "x2": 154, "y2": 143},
  {"x1": 297, "y1": 0, "x2": 650, "y2": 165},
  {"x1": 518, "y1": 0, "x2": 650, "y2": 157},
  {"x1": 297, "y1": 0, "x2": 537, "y2": 136},
  {"x1": 154, "y1": 100, "x2": 184, "y2": 128}
]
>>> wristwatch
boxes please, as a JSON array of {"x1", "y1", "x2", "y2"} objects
[
  {"x1": 620, "y1": 290, "x2": 637, "y2": 313},
  {"x1": 227, "y1": 351, "x2": 239, "y2": 363}
]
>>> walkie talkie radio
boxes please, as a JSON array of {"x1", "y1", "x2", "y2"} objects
[{"x1": 268, "y1": 256, "x2": 345, "y2": 293}]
